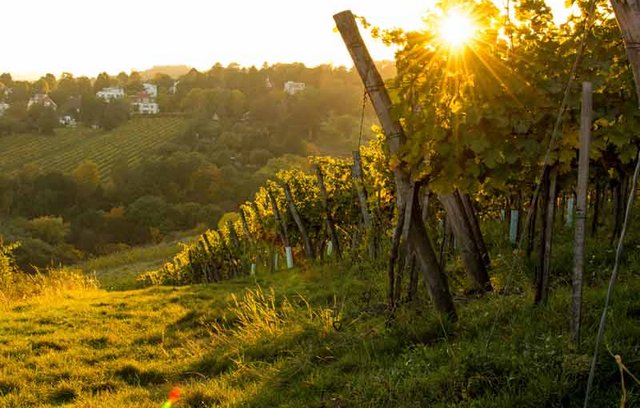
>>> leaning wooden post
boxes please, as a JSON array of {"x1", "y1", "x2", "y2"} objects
[
  {"x1": 459, "y1": 191, "x2": 491, "y2": 269},
  {"x1": 226, "y1": 220, "x2": 241, "y2": 248},
  {"x1": 335, "y1": 10, "x2": 456, "y2": 319},
  {"x1": 610, "y1": 0, "x2": 640, "y2": 106},
  {"x1": 439, "y1": 192, "x2": 492, "y2": 292},
  {"x1": 314, "y1": 164, "x2": 342, "y2": 260},
  {"x1": 239, "y1": 207, "x2": 254, "y2": 243},
  {"x1": 281, "y1": 181, "x2": 316, "y2": 259},
  {"x1": 268, "y1": 188, "x2": 292, "y2": 269},
  {"x1": 571, "y1": 82, "x2": 592, "y2": 345}
]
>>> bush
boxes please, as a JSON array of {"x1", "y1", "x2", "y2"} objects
[
  {"x1": 27, "y1": 216, "x2": 68, "y2": 245},
  {"x1": 0, "y1": 240, "x2": 19, "y2": 293}
]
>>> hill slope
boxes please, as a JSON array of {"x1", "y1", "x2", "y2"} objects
[
  {"x1": 0, "y1": 117, "x2": 186, "y2": 180},
  {"x1": 1, "y1": 256, "x2": 639, "y2": 407}
]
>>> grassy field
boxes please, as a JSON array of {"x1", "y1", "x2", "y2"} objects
[
  {"x1": 1, "y1": 236, "x2": 639, "y2": 407},
  {"x1": 0, "y1": 117, "x2": 186, "y2": 180},
  {"x1": 77, "y1": 241, "x2": 187, "y2": 291}
]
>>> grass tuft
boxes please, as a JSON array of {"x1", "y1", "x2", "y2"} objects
[{"x1": 114, "y1": 363, "x2": 166, "y2": 386}]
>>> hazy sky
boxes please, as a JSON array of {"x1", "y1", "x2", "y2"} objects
[{"x1": 3, "y1": 0, "x2": 571, "y2": 79}]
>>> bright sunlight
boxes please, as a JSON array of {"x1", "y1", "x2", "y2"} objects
[{"x1": 438, "y1": 9, "x2": 476, "y2": 48}]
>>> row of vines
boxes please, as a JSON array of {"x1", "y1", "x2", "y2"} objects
[{"x1": 143, "y1": 0, "x2": 640, "y2": 335}]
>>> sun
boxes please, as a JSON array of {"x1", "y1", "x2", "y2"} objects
[{"x1": 438, "y1": 10, "x2": 476, "y2": 49}]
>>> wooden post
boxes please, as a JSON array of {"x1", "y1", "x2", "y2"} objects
[
  {"x1": 250, "y1": 201, "x2": 264, "y2": 228},
  {"x1": 439, "y1": 218, "x2": 450, "y2": 269},
  {"x1": 535, "y1": 166, "x2": 558, "y2": 304},
  {"x1": 314, "y1": 164, "x2": 342, "y2": 260},
  {"x1": 388, "y1": 202, "x2": 406, "y2": 309},
  {"x1": 282, "y1": 181, "x2": 315, "y2": 259},
  {"x1": 509, "y1": 209, "x2": 519, "y2": 244},
  {"x1": 216, "y1": 230, "x2": 240, "y2": 278},
  {"x1": 335, "y1": 10, "x2": 456, "y2": 319},
  {"x1": 439, "y1": 192, "x2": 492, "y2": 292},
  {"x1": 226, "y1": 220, "x2": 241, "y2": 248},
  {"x1": 571, "y1": 82, "x2": 592, "y2": 345},
  {"x1": 352, "y1": 150, "x2": 373, "y2": 229},
  {"x1": 421, "y1": 189, "x2": 431, "y2": 223},
  {"x1": 459, "y1": 191, "x2": 491, "y2": 269},
  {"x1": 352, "y1": 150, "x2": 376, "y2": 258},
  {"x1": 267, "y1": 188, "x2": 289, "y2": 248},
  {"x1": 239, "y1": 207, "x2": 254, "y2": 243},
  {"x1": 610, "y1": 0, "x2": 640, "y2": 106}
]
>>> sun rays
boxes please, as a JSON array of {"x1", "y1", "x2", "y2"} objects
[{"x1": 438, "y1": 9, "x2": 477, "y2": 49}]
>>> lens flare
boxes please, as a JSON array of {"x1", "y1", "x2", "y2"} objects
[{"x1": 438, "y1": 10, "x2": 476, "y2": 48}]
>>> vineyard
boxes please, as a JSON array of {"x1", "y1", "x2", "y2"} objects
[
  {"x1": 0, "y1": 117, "x2": 186, "y2": 180},
  {"x1": 3, "y1": 0, "x2": 640, "y2": 405},
  {"x1": 135, "y1": 6, "x2": 640, "y2": 406}
]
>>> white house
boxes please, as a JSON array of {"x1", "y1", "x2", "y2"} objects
[
  {"x1": 0, "y1": 102, "x2": 9, "y2": 116},
  {"x1": 27, "y1": 94, "x2": 57, "y2": 110},
  {"x1": 131, "y1": 91, "x2": 159, "y2": 114},
  {"x1": 142, "y1": 83, "x2": 158, "y2": 98},
  {"x1": 59, "y1": 115, "x2": 77, "y2": 127},
  {"x1": 96, "y1": 87, "x2": 125, "y2": 101},
  {"x1": 284, "y1": 81, "x2": 305, "y2": 95},
  {"x1": 136, "y1": 102, "x2": 159, "y2": 114}
]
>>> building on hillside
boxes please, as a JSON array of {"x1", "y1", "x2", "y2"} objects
[
  {"x1": 27, "y1": 94, "x2": 57, "y2": 110},
  {"x1": 169, "y1": 80, "x2": 180, "y2": 95},
  {"x1": 265, "y1": 76, "x2": 273, "y2": 89},
  {"x1": 142, "y1": 83, "x2": 158, "y2": 98},
  {"x1": 131, "y1": 91, "x2": 159, "y2": 114},
  {"x1": 284, "y1": 81, "x2": 305, "y2": 95},
  {"x1": 96, "y1": 87, "x2": 125, "y2": 101},
  {"x1": 0, "y1": 102, "x2": 9, "y2": 116},
  {"x1": 59, "y1": 115, "x2": 77, "y2": 127},
  {"x1": 137, "y1": 102, "x2": 159, "y2": 114}
]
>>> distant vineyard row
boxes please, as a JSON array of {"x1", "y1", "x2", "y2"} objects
[{"x1": 0, "y1": 117, "x2": 186, "y2": 180}]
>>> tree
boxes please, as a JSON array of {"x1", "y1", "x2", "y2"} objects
[
  {"x1": 27, "y1": 216, "x2": 68, "y2": 245},
  {"x1": 72, "y1": 160, "x2": 101, "y2": 203},
  {"x1": 100, "y1": 98, "x2": 129, "y2": 130},
  {"x1": 93, "y1": 72, "x2": 112, "y2": 92}
]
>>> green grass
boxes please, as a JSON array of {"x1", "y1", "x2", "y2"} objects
[
  {"x1": 0, "y1": 117, "x2": 186, "y2": 180},
  {"x1": 1, "y1": 247, "x2": 639, "y2": 407},
  {"x1": 77, "y1": 240, "x2": 186, "y2": 290}
]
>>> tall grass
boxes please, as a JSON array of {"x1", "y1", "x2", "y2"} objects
[
  {"x1": 1, "y1": 241, "x2": 98, "y2": 306},
  {"x1": 0, "y1": 267, "x2": 99, "y2": 306}
]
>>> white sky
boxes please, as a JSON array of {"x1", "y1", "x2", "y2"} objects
[{"x1": 2, "y1": 0, "x2": 571, "y2": 79}]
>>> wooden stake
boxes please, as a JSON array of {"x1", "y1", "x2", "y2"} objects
[
  {"x1": 536, "y1": 166, "x2": 558, "y2": 304},
  {"x1": 460, "y1": 192, "x2": 491, "y2": 269},
  {"x1": 439, "y1": 192, "x2": 492, "y2": 291},
  {"x1": 571, "y1": 81, "x2": 592, "y2": 345},
  {"x1": 335, "y1": 10, "x2": 456, "y2": 319},
  {"x1": 282, "y1": 181, "x2": 315, "y2": 259},
  {"x1": 267, "y1": 188, "x2": 289, "y2": 248},
  {"x1": 315, "y1": 164, "x2": 342, "y2": 260},
  {"x1": 352, "y1": 150, "x2": 375, "y2": 258}
]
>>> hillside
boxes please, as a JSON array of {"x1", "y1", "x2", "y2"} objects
[
  {"x1": 0, "y1": 117, "x2": 186, "y2": 180},
  {"x1": 1, "y1": 242, "x2": 639, "y2": 407}
]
